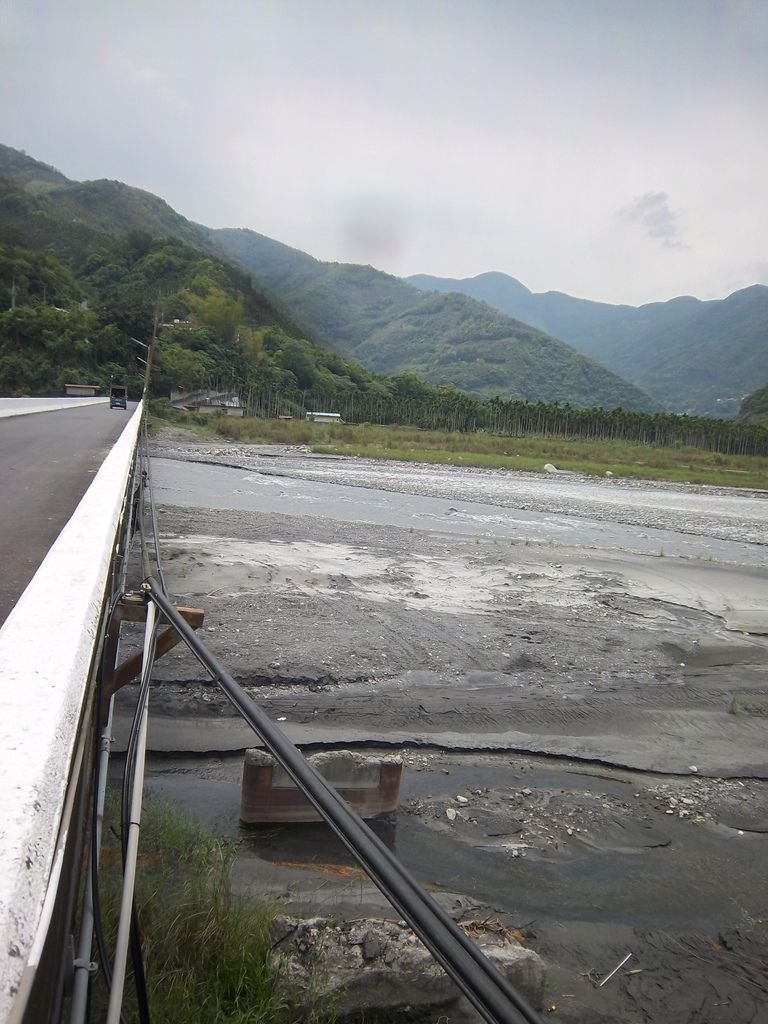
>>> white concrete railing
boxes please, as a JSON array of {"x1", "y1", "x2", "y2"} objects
[
  {"x1": 0, "y1": 403, "x2": 143, "y2": 1019},
  {"x1": 0, "y1": 397, "x2": 109, "y2": 419}
]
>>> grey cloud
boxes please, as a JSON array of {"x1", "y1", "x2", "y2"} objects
[{"x1": 620, "y1": 192, "x2": 688, "y2": 249}]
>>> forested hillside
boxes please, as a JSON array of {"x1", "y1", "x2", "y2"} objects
[
  {"x1": 4, "y1": 140, "x2": 763, "y2": 463},
  {"x1": 211, "y1": 228, "x2": 659, "y2": 411},
  {"x1": 0, "y1": 144, "x2": 659, "y2": 412},
  {"x1": 0, "y1": 143, "x2": 215, "y2": 250},
  {"x1": 737, "y1": 383, "x2": 768, "y2": 425},
  {"x1": 0, "y1": 145, "x2": 367, "y2": 399},
  {"x1": 2, "y1": 209, "x2": 765, "y2": 459},
  {"x1": 0, "y1": 229, "x2": 371, "y2": 399},
  {"x1": 2, "y1": 167, "x2": 565, "y2": 424},
  {"x1": 407, "y1": 271, "x2": 768, "y2": 417},
  {"x1": 0, "y1": 159, "x2": 411, "y2": 406}
]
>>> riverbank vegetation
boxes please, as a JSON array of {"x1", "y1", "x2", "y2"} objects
[
  {"x1": 237, "y1": 383, "x2": 768, "y2": 457},
  {"x1": 94, "y1": 793, "x2": 331, "y2": 1023},
  {"x1": 157, "y1": 411, "x2": 768, "y2": 489}
]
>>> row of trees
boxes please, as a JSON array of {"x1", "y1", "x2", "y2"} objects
[{"x1": 233, "y1": 381, "x2": 768, "y2": 457}]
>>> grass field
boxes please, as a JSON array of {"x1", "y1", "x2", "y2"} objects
[{"x1": 156, "y1": 411, "x2": 768, "y2": 489}]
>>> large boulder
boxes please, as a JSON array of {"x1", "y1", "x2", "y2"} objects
[{"x1": 271, "y1": 915, "x2": 546, "y2": 1020}]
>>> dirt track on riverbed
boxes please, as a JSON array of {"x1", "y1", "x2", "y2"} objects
[{"x1": 116, "y1": 429, "x2": 768, "y2": 1023}]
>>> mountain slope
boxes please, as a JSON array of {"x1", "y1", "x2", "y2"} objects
[
  {"x1": 0, "y1": 145, "x2": 218, "y2": 252},
  {"x1": 0, "y1": 144, "x2": 662, "y2": 411},
  {"x1": 407, "y1": 272, "x2": 768, "y2": 417},
  {"x1": 0, "y1": 143, "x2": 69, "y2": 190},
  {"x1": 212, "y1": 229, "x2": 659, "y2": 410},
  {"x1": 737, "y1": 382, "x2": 768, "y2": 425}
]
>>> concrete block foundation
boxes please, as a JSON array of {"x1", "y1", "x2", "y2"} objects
[{"x1": 240, "y1": 749, "x2": 403, "y2": 823}]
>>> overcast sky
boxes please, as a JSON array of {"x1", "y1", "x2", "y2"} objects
[{"x1": 1, "y1": 0, "x2": 766, "y2": 305}]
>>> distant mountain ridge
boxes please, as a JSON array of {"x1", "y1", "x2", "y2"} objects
[
  {"x1": 0, "y1": 144, "x2": 219, "y2": 252},
  {"x1": 406, "y1": 271, "x2": 768, "y2": 417},
  {"x1": 0, "y1": 143, "x2": 658, "y2": 411},
  {"x1": 210, "y1": 228, "x2": 659, "y2": 411}
]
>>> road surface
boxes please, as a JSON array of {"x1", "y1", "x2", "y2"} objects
[{"x1": 0, "y1": 403, "x2": 137, "y2": 624}]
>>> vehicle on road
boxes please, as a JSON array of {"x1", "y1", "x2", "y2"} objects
[{"x1": 109, "y1": 384, "x2": 128, "y2": 409}]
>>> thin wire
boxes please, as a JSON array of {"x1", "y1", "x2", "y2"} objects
[
  {"x1": 137, "y1": 462, "x2": 151, "y2": 582},
  {"x1": 117, "y1": 610, "x2": 157, "y2": 1024},
  {"x1": 108, "y1": 602, "x2": 157, "y2": 1024},
  {"x1": 83, "y1": 447, "x2": 138, "y2": 1021},
  {"x1": 86, "y1": 593, "x2": 131, "y2": 1024},
  {"x1": 117, "y1": 459, "x2": 140, "y2": 598},
  {"x1": 140, "y1": 423, "x2": 167, "y2": 596},
  {"x1": 87, "y1": 443, "x2": 154, "y2": 1024}
]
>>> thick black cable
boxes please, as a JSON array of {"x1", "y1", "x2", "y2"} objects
[{"x1": 145, "y1": 579, "x2": 544, "y2": 1024}]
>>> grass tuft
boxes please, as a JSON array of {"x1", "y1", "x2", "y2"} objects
[
  {"x1": 95, "y1": 792, "x2": 333, "y2": 1023},
  {"x1": 729, "y1": 694, "x2": 768, "y2": 718}
]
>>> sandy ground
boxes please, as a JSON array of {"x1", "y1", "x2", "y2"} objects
[{"x1": 115, "y1": 428, "x2": 768, "y2": 1023}]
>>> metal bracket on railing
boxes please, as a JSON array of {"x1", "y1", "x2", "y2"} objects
[
  {"x1": 72, "y1": 958, "x2": 98, "y2": 979},
  {"x1": 100, "y1": 592, "x2": 204, "y2": 717}
]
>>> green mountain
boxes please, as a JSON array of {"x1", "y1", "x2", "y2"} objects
[
  {"x1": 2, "y1": 145, "x2": 766, "y2": 457},
  {"x1": 210, "y1": 229, "x2": 659, "y2": 410},
  {"x1": 407, "y1": 271, "x2": 768, "y2": 418},
  {"x1": 0, "y1": 144, "x2": 68, "y2": 189},
  {"x1": 0, "y1": 143, "x2": 214, "y2": 249},
  {"x1": 0, "y1": 143, "x2": 658, "y2": 411},
  {"x1": 0, "y1": 151, "x2": 395, "y2": 404}
]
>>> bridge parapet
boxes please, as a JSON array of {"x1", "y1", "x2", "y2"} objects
[{"x1": 0, "y1": 404, "x2": 142, "y2": 1019}]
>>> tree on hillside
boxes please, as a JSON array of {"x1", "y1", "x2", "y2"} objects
[{"x1": 184, "y1": 287, "x2": 244, "y2": 345}]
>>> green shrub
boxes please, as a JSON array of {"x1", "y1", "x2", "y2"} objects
[{"x1": 95, "y1": 793, "x2": 334, "y2": 1023}]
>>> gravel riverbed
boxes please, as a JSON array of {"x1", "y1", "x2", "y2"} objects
[{"x1": 118, "y1": 428, "x2": 768, "y2": 1023}]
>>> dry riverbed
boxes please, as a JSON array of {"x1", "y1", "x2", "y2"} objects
[{"x1": 115, "y1": 428, "x2": 768, "y2": 1022}]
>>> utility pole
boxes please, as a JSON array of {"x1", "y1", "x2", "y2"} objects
[
  {"x1": 133, "y1": 307, "x2": 159, "y2": 401},
  {"x1": 10, "y1": 277, "x2": 17, "y2": 310},
  {"x1": 143, "y1": 309, "x2": 159, "y2": 400}
]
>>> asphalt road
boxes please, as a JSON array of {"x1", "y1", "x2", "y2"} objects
[{"x1": 0, "y1": 403, "x2": 137, "y2": 625}]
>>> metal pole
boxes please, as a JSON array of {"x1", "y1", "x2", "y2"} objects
[
  {"x1": 105, "y1": 602, "x2": 156, "y2": 1024},
  {"x1": 69, "y1": 701, "x2": 115, "y2": 1022},
  {"x1": 145, "y1": 579, "x2": 543, "y2": 1024}
]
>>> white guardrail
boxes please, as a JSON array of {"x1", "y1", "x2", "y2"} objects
[
  {"x1": 0, "y1": 397, "x2": 109, "y2": 419},
  {"x1": 0, "y1": 403, "x2": 143, "y2": 1019}
]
